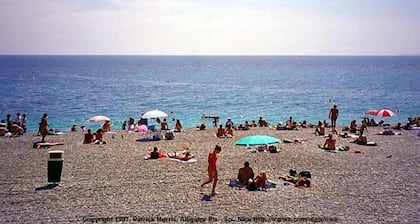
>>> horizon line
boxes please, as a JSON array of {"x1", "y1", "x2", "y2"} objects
[{"x1": 1, "y1": 54, "x2": 419, "y2": 57}]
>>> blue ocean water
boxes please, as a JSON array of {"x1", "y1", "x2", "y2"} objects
[{"x1": 0, "y1": 55, "x2": 419, "y2": 133}]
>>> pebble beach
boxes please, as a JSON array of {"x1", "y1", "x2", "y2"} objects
[{"x1": 0, "y1": 126, "x2": 419, "y2": 224}]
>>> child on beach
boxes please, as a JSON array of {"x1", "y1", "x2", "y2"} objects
[{"x1": 201, "y1": 145, "x2": 222, "y2": 196}]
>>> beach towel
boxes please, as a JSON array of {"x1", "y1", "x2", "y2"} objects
[
  {"x1": 169, "y1": 158, "x2": 197, "y2": 163},
  {"x1": 228, "y1": 179, "x2": 247, "y2": 189},
  {"x1": 228, "y1": 179, "x2": 277, "y2": 190},
  {"x1": 33, "y1": 142, "x2": 64, "y2": 149}
]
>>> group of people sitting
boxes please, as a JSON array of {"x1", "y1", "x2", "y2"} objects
[
  {"x1": 237, "y1": 162, "x2": 268, "y2": 191},
  {"x1": 1, "y1": 113, "x2": 27, "y2": 136},
  {"x1": 237, "y1": 162, "x2": 312, "y2": 190},
  {"x1": 276, "y1": 117, "x2": 313, "y2": 130},
  {"x1": 279, "y1": 169, "x2": 312, "y2": 187},
  {"x1": 149, "y1": 146, "x2": 193, "y2": 161},
  {"x1": 216, "y1": 124, "x2": 234, "y2": 138},
  {"x1": 83, "y1": 128, "x2": 107, "y2": 144},
  {"x1": 123, "y1": 117, "x2": 183, "y2": 133},
  {"x1": 345, "y1": 120, "x2": 368, "y2": 135}
]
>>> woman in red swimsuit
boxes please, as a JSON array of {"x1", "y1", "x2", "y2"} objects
[{"x1": 201, "y1": 145, "x2": 222, "y2": 196}]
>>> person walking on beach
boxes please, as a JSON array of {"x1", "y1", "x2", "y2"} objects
[
  {"x1": 329, "y1": 105, "x2": 339, "y2": 131},
  {"x1": 201, "y1": 145, "x2": 222, "y2": 196},
  {"x1": 40, "y1": 113, "x2": 48, "y2": 142}
]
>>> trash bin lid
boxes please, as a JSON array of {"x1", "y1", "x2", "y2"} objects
[{"x1": 48, "y1": 150, "x2": 64, "y2": 160}]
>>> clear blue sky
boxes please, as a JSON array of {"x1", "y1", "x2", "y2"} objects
[{"x1": 0, "y1": 0, "x2": 419, "y2": 55}]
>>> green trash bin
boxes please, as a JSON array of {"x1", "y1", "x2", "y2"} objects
[{"x1": 48, "y1": 150, "x2": 64, "y2": 184}]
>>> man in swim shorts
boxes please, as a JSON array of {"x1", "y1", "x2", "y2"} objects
[
  {"x1": 329, "y1": 105, "x2": 339, "y2": 132},
  {"x1": 238, "y1": 161, "x2": 255, "y2": 185},
  {"x1": 319, "y1": 134, "x2": 336, "y2": 150}
]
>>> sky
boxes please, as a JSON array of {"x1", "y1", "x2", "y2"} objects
[{"x1": 0, "y1": 0, "x2": 419, "y2": 55}]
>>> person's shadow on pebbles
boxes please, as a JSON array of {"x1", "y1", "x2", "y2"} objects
[
  {"x1": 35, "y1": 183, "x2": 59, "y2": 191},
  {"x1": 201, "y1": 194, "x2": 214, "y2": 201}
]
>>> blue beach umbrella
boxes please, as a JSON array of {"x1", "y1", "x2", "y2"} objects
[{"x1": 235, "y1": 135, "x2": 280, "y2": 146}]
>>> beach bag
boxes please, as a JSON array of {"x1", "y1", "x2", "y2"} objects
[
  {"x1": 269, "y1": 145, "x2": 278, "y2": 153},
  {"x1": 165, "y1": 132, "x2": 174, "y2": 140},
  {"x1": 299, "y1": 171, "x2": 311, "y2": 179}
]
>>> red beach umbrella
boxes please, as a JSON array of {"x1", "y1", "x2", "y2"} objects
[{"x1": 375, "y1": 109, "x2": 395, "y2": 117}]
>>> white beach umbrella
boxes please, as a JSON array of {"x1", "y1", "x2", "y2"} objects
[
  {"x1": 88, "y1": 115, "x2": 111, "y2": 122},
  {"x1": 141, "y1": 109, "x2": 168, "y2": 119}
]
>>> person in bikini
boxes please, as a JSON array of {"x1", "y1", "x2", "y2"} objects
[
  {"x1": 168, "y1": 147, "x2": 193, "y2": 161},
  {"x1": 279, "y1": 169, "x2": 311, "y2": 187},
  {"x1": 201, "y1": 145, "x2": 222, "y2": 196}
]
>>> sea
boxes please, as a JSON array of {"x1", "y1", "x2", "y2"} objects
[{"x1": 0, "y1": 55, "x2": 419, "y2": 133}]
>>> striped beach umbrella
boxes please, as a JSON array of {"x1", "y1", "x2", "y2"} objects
[{"x1": 375, "y1": 109, "x2": 395, "y2": 117}]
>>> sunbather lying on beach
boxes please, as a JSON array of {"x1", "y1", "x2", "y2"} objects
[
  {"x1": 167, "y1": 150, "x2": 193, "y2": 161},
  {"x1": 279, "y1": 169, "x2": 311, "y2": 188},
  {"x1": 378, "y1": 128, "x2": 401, "y2": 136},
  {"x1": 33, "y1": 141, "x2": 64, "y2": 149},
  {"x1": 283, "y1": 137, "x2": 308, "y2": 143},
  {"x1": 351, "y1": 135, "x2": 367, "y2": 145}
]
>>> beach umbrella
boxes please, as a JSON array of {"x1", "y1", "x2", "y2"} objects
[
  {"x1": 375, "y1": 109, "x2": 395, "y2": 117},
  {"x1": 141, "y1": 109, "x2": 168, "y2": 119},
  {"x1": 365, "y1": 109, "x2": 379, "y2": 116},
  {"x1": 88, "y1": 115, "x2": 111, "y2": 122},
  {"x1": 235, "y1": 135, "x2": 280, "y2": 146}
]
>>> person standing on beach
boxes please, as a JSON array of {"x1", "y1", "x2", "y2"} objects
[
  {"x1": 201, "y1": 145, "x2": 222, "y2": 196},
  {"x1": 40, "y1": 113, "x2": 48, "y2": 142},
  {"x1": 329, "y1": 105, "x2": 339, "y2": 131}
]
